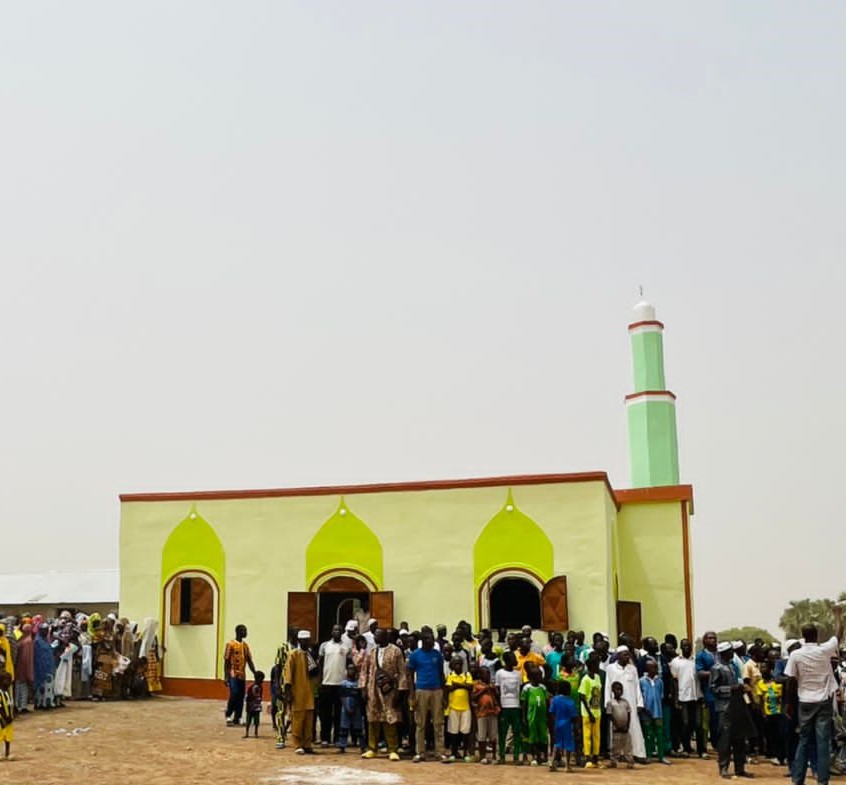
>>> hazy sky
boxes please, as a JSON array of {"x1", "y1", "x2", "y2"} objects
[{"x1": 2, "y1": 2, "x2": 844, "y2": 638}]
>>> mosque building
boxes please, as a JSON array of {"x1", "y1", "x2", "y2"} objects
[{"x1": 119, "y1": 300, "x2": 693, "y2": 695}]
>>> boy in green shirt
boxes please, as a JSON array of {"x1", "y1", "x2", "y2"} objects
[{"x1": 521, "y1": 665, "x2": 549, "y2": 766}]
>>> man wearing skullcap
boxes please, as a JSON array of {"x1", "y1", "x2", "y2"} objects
[
  {"x1": 604, "y1": 646, "x2": 646, "y2": 761},
  {"x1": 284, "y1": 630, "x2": 319, "y2": 754},
  {"x1": 710, "y1": 641, "x2": 754, "y2": 779}
]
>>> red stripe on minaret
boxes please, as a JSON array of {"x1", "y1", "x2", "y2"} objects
[
  {"x1": 627, "y1": 319, "x2": 665, "y2": 331},
  {"x1": 624, "y1": 390, "x2": 677, "y2": 402}
]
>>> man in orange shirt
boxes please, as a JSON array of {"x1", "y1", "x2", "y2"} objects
[
  {"x1": 516, "y1": 636, "x2": 546, "y2": 682},
  {"x1": 224, "y1": 624, "x2": 256, "y2": 726}
]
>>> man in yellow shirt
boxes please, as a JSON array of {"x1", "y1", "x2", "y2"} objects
[
  {"x1": 516, "y1": 636, "x2": 546, "y2": 682},
  {"x1": 444, "y1": 654, "x2": 474, "y2": 761}
]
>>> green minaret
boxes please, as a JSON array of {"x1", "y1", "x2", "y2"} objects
[{"x1": 626, "y1": 300, "x2": 680, "y2": 487}]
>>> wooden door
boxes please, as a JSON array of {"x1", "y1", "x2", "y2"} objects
[
  {"x1": 541, "y1": 575, "x2": 568, "y2": 630},
  {"x1": 287, "y1": 592, "x2": 317, "y2": 639},
  {"x1": 370, "y1": 591, "x2": 394, "y2": 629},
  {"x1": 616, "y1": 601, "x2": 642, "y2": 643}
]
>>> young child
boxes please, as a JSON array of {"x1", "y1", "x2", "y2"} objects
[
  {"x1": 338, "y1": 664, "x2": 364, "y2": 752},
  {"x1": 471, "y1": 666, "x2": 500, "y2": 764},
  {"x1": 607, "y1": 681, "x2": 634, "y2": 768},
  {"x1": 549, "y1": 680, "x2": 578, "y2": 771},
  {"x1": 639, "y1": 659, "x2": 670, "y2": 764},
  {"x1": 0, "y1": 672, "x2": 13, "y2": 761},
  {"x1": 495, "y1": 650, "x2": 523, "y2": 765},
  {"x1": 520, "y1": 664, "x2": 549, "y2": 766},
  {"x1": 559, "y1": 655, "x2": 585, "y2": 766},
  {"x1": 579, "y1": 654, "x2": 604, "y2": 768},
  {"x1": 244, "y1": 671, "x2": 264, "y2": 738},
  {"x1": 444, "y1": 654, "x2": 474, "y2": 762},
  {"x1": 757, "y1": 661, "x2": 785, "y2": 765}
]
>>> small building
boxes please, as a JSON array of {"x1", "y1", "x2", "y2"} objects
[
  {"x1": 119, "y1": 300, "x2": 694, "y2": 696},
  {"x1": 0, "y1": 569, "x2": 119, "y2": 620}
]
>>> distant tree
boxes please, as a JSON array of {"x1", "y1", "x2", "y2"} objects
[
  {"x1": 779, "y1": 595, "x2": 846, "y2": 639},
  {"x1": 716, "y1": 626, "x2": 779, "y2": 645}
]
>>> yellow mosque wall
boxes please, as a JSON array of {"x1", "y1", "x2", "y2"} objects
[{"x1": 119, "y1": 474, "x2": 693, "y2": 690}]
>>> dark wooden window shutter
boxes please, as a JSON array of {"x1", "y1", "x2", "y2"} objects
[
  {"x1": 370, "y1": 591, "x2": 394, "y2": 630},
  {"x1": 541, "y1": 575, "x2": 569, "y2": 630},
  {"x1": 287, "y1": 592, "x2": 318, "y2": 639},
  {"x1": 190, "y1": 577, "x2": 214, "y2": 625},
  {"x1": 170, "y1": 577, "x2": 182, "y2": 625}
]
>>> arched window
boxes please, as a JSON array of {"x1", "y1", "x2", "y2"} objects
[
  {"x1": 489, "y1": 577, "x2": 541, "y2": 629},
  {"x1": 169, "y1": 575, "x2": 214, "y2": 625}
]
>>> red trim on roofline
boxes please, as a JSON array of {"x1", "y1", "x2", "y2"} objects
[
  {"x1": 614, "y1": 484, "x2": 693, "y2": 510},
  {"x1": 120, "y1": 472, "x2": 617, "y2": 504}
]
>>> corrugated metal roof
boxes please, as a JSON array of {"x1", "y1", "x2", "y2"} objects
[{"x1": 0, "y1": 569, "x2": 119, "y2": 605}]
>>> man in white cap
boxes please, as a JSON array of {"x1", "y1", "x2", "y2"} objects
[
  {"x1": 710, "y1": 641, "x2": 754, "y2": 779},
  {"x1": 284, "y1": 630, "x2": 318, "y2": 754},
  {"x1": 341, "y1": 620, "x2": 358, "y2": 650},
  {"x1": 604, "y1": 645, "x2": 646, "y2": 761},
  {"x1": 785, "y1": 614, "x2": 842, "y2": 785},
  {"x1": 364, "y1": 619, "x2": 377, "y2": 651}
]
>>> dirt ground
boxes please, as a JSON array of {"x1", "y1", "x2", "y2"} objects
[{"x1": 12, "y1": 697, "x2": 793, "y2": 784}]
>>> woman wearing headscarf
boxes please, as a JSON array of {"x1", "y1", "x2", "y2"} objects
[
  {"x1": 138, "y1": 618, "x2": 162, "y2": 694},
  {"x1": 13, "y1": 624, "x2": 33, "y2": 712},
  {"x1": 54, "y1": 634, "x2": 79, "y2": 707},
  {"x1": 33, "y1": 626, "x2": 55, "y2": 710},
  {"x1": 91, "y1": 618, "x2": 117, "y2": 700},
  {"x1": 77, "y1": 617, "x2": 92, "y2": 699},
  {"x1": 0, "y1": 624, "x2": 13, "y2": 682}
]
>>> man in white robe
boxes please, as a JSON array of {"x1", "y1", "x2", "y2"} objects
[{"x1": 604, "y1": 645, "x2": 646, "y2": 760}]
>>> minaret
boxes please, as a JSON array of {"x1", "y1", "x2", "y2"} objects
[{"x1": 626, "y1": 299, "x2": 680, "y2": 487}]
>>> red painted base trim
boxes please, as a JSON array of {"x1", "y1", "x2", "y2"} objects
[
  {"x1": 161, "y1": 677, "x2": 229, "y2": 700},
  {"x1": 161, "y1": 677, "x2": 271, "y2": 701}
]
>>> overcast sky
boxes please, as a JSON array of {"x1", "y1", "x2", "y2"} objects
[{"x1": 2, "y1": 2, "x2": 844, "y2": 638}]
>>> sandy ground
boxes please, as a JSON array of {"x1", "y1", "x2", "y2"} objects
[{"x1": 11, "y1": 697, "x2": 794, "y2": 784}]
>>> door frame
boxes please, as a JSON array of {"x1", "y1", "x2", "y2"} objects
[
  {"x1": 160, "y1": 569, "x2": 222, "y2": 679},
  {"x1": 477, "y1": 567, "x2": 544, "y2": 631}
]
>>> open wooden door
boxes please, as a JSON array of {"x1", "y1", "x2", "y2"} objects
[
  {"x1": 616, "y1": 600, "x2": 642, "y2": 643},
  {"x1": 287, "y1": 592, "x2": 317, "y2": 638},
  {"x1": 541, "y1": 575, "x2": 568, "y2": 630},
  {"x1": 370, "y1": 591, "x2": 394, "y2": 629}
]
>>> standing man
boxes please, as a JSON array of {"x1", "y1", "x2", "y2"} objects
[
  {"x1": 670, "y1": 638, "x2": 706, "y2": 758},
  {"x1": 407, "y1": 629, "x2": 445, "y2": 762},
  {"x1": 363, "y1": 619, "x2": 378, "y2": 651},
  {"x1": 710, "y1": 641, "x2": 754, "y2": 779},
  {"x1": 284, "y1": 630, "x2": 318, "y2": 754},
  {"x1": 223, "y1": 624, "x2": 255, "y2": 726},
  {"x1": 696, "y1": 630, "x2": 718, "y2": 748},
  {"x1": 360, "y1": 628, "x2": 408, "y2": 761},
  {"x1": 318, "y1": 624, "x2": 350, "y2": 747},
  {"x1": 604, "y1": 646, "x2": 646, "y2": 761},
  {"x1": 785, "y1": 616, "x2": 842, "y2": 785}
]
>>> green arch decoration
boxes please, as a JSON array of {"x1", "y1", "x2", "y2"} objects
[
  {"x1": 474, "y1": 489, "x2": 553, "y2": 586},
  {"x1": 306, "y1": 498, "x2": 383, "y2": 590},
  {"x1": 161, "y1": 505, "x2": 226, "y2": 588}
]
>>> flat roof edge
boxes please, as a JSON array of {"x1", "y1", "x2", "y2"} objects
[{"x1": 119, "y1": 471, "x2": 616, "y2": 504}]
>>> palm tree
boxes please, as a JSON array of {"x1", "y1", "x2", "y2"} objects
[{"x1": 780, "y1": 598, "x2": 813, "y2": 638}]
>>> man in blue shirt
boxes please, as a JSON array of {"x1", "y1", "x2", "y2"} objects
[
  {"x1": 407, "y1": 629, "x2": 445, "y2": 762},
  {"x1": 696, "y1": 631, "x2": 718, "y2": 748},
  {"x1": 639, "y1": 660, "x2": 671, "y2": 764}
]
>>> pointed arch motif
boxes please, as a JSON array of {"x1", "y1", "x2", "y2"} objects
[
  {"x1": 473, "y1": 489, "x2": 553, "y2": 587},
  {"x1": 305, "y1": 498, "x2": 383, "y2": 591},
  {"x1": 160, "y1": 506, "x2": 226, "y2": 679}
]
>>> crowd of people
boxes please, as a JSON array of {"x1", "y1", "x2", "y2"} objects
[
  {"x1": 0, "y1": 611, "x2": 164, "y2": 760},
  {"x1": 224, "y1": 616, "x2": 846, "y2": 783}
]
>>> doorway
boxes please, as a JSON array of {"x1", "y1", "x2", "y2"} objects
[
  {"x1": 317, "y1": 575, "x2": 370, "y2": 643},
  {"x1": 490, "y1": 577, "x2": 541, "y2": 629}
]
